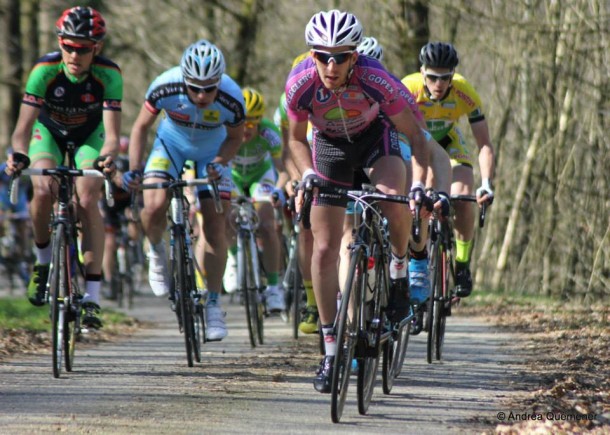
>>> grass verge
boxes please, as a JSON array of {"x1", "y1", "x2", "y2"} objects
[{"x1": 0, "y1": 296, "x2": 143, "y2": 360}]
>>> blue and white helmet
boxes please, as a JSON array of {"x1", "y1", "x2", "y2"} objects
[
  {"x1": 180, "y1": 39, "x2": 225, "y2": 82},
  {"x1": 357, "y1": 36, "x2": 384, "y2": 61},
  {"x1": 305, "y1": 10, "x2": 363, "y2": 48}
]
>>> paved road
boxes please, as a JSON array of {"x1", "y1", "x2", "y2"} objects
[{"x1": 0, "y1": 284, "x2": 525, "y2": 434}]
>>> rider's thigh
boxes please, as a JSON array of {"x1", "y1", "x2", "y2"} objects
[
  {"x1": 368, "y1": 155, "x2": 406, "y2": 195},
  {"x1": 451, "y1": 165, "x2": 474, "y2": 195}
]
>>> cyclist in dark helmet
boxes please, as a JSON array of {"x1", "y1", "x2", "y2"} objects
[
  {"x1": 402, "y1": 41, "x2": 495, "y2": 301},
  {"x1": 5, "y1": 6, "x2": 122, "y2": 330}
]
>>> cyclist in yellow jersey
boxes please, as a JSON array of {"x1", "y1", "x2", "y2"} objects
[{"x1": 402, "y1": 42, "x2": 495, "y2": 297}]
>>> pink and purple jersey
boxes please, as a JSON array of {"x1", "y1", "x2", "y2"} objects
[{"x1": 285, "y1": 56, "x2": 408, "y2": 138}]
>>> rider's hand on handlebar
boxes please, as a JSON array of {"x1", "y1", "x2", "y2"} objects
[
  {"x1": 271, "y1": 188, "x2": 286, "y2": 207},
  {"x1": 5, "y1": 152, "x2": 30, "y2": 176},
  {"x1": 409, "y1": 183, "x2": 434, "y2": 218},
  {"x1": 476, "y1": 179, "x2": 494, "y2": 206},
  {"x1": 93, "y1": 154, "x2": 116, "y2": 175},
  {"x1": 206, "y1": 162, "x2": 225, "y2": 181},
  {"x1": 122, "y1": 169, "x2": 142, "y2": 190},
  {"x1": 295, "y1": 169, "x2": 318, "y2": 214}
]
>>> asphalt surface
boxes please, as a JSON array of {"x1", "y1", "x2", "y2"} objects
[{"x1": 0, "y1": 281, "x2": 526, "y2": 434}]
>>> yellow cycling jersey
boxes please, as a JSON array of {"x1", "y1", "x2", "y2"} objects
[{"x1": 401, "y1": 72, "x2": 485, "y2": 142}]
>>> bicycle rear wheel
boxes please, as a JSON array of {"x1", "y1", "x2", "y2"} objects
[
  {"x1": 391, "y1": 318, "x2": 411, "y2": 378},
  {"x1": 330, "y1": 248, "x2": 362, "y2": 423},
  {"x1": 174, "y1": 233, "x2": 195, "y2": 367},
  {"x1": 383, "y1": 320, "x2": 412, "y2": 394},
  {"x1": 64, "y1": 245, "x2": 82, "y2": 373},
  {"x1": 49, "y1": 225, "x2": 67, "y2": 378},
  {"x1": 290, "y1": 261, "x2": 303, "y2": 340},
  {"x1": 358, "y1": 244, "x2": 384, "y2": 413}
]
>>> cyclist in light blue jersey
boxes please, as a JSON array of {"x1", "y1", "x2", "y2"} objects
[{"x1": 123, "y1": 40, "x2": 245, "y2": 342}]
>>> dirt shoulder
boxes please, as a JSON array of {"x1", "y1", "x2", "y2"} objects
[
  {"x1": 459, "y1": 296, "x2": 609, "y2": 434},
  {"x1": 1, "y1": 291, "x2": 608, "y2": 433}
]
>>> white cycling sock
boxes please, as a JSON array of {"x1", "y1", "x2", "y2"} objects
[
  {"x1": 35, "y1": 244, "x2": 52, "y2": 265},
  {"x1": 322, "y1": 325, "x2": 336, "y2": 356},
  {"x1": 390, "y1": 252, "x2": 407, "y2": 280},
  {"x1": 83, "y1": 281, "x2": 101, "y2": 305}
]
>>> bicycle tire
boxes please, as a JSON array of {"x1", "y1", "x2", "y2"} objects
[
  {"x1": 358, "y1": 243, "x2": 384, "y2": 413},
  {"x1": 174, "y1": 232, "x2": 195, "y2": 367},
  {"x1": 435, "y1": 247, "x2": 449, "y2": 361},
  {"x1": 64, "y1": 241, "x2": 81, "y2": 373},
  {"x1": 427, "y1": 239, "x2": 442, "y2": 364},
  {"x1": 50, "y1": 224, "x2": 67, "y2": 378},
  {"x1": 291, "y1": 258, "x2": 302, "y2": 340},
  {"x1": 112, "y1": 271, "x2": 124, "y2": 309},
  {"x1": 240, "y1": 235, "x2": 258, "y2": 347},
  {"x1": 255, "y1": 248, "x2": 265, "y2": 346},
  {"x1": 330, "y1": 248, "x2": 362, "y2": 423},
  {"x1": 391, "y1": 319, "x2": 411, "y2": 379},
  {"x1": 185, "y1": 251, "x2": 203, "y2": 363},
  {"x1": 194, "y1": 301, "x2": 206, "y2": 355}
]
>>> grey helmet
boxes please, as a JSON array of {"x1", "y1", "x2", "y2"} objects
[
  {"x1": 305, "y1": 10, "x2": 363, "y2": 48},
  {"x1": 357, "y1": 36, "x2": 384, "y2": 61},
  {"x1": 180, "y1": 39, "x2": 226, "y2": 82}
]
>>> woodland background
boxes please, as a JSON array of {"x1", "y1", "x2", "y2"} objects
[{"x1": 0, "y1": 0, "x2": 608, "y2": 302}]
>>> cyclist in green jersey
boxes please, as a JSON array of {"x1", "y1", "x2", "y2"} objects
[
  {"x1": 5, "y1": 6, "x2": 122, "y2": 329},
  {"x1": 225, "y1": 87, "x2": 289, "y2": 313}
]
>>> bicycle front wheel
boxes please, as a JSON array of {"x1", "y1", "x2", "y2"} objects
[
  {"x1": 330, "y1": 248, "x2": 363, "y2": 423},
  {"x1": 49, "y1": 224, "x2": 68, "y2": 378},
  {"x1": 188, "y1": 269, "x2": 203, "y2": 363},
  {"x1": 427, "y1": 239, "x2": 442, "y2": 364},
  {"x1": 173, "y1": 232, "x2": 195, "y2": 367}
]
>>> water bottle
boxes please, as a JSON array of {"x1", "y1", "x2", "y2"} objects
[
  {"x1": 117, "y1": 246, "x2": 126, "y2": 274},
  {"x1": 366, "y1": 256, "x2": 375, "y2": 302}
]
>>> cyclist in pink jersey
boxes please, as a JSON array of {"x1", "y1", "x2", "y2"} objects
[{"x1": 285, "y1": 10, "x2": 430, "y2": 393}]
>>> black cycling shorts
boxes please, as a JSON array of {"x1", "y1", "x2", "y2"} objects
[{"x1": 312, "y1": 116, "x2": 402, "y2": 207}]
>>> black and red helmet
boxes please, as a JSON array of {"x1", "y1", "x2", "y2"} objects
[{"x1": 55, "y1": 6, "x2": 106, "y2": 42}]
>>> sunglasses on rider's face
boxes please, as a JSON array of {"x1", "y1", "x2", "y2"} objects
[
  {"x1": 312, "y1": 50, "x2": 354, "y2": 65},
  {"x1": 60, "y1": 40, "x2": 96, "y2": 55},
  {"x1": 185, "y1": 81, "x2": 219, "y2": 94},
  {"x1": 425, "y1": 72, "x2": 453, "y2": 83},
  {"x1": 245, "y1": 116, "x2": 262, "y2": 129}
]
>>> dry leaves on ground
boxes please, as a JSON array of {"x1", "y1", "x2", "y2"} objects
[{"x1": 460, "y1": 297, "x2": 609, "y2": 434}]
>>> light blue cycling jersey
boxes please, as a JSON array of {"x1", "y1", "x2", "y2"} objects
[{"x1": 143, "y1": 66, "x2": 245, "y2": 180}]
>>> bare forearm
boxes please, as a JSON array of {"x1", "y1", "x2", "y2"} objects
[
  {"x1": 288, "y1": 139, "x2": 313, "y2": 174},
  {"x1": 478, "y1": 144, "x2": 494, "y2": 181}
]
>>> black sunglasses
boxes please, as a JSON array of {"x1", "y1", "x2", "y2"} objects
[
  {"x1": 312, "y1": 50, "x2": 354, "y2": 65},
  {"x1": 186, "y1": 83, "x2": 218, "y2": 94},
  {"x1": 425, "y1": 72, "x2": 453, "y2": 83},
  {"x1": 60, "y1": 42, "x2": 95, "y2": 55}
]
